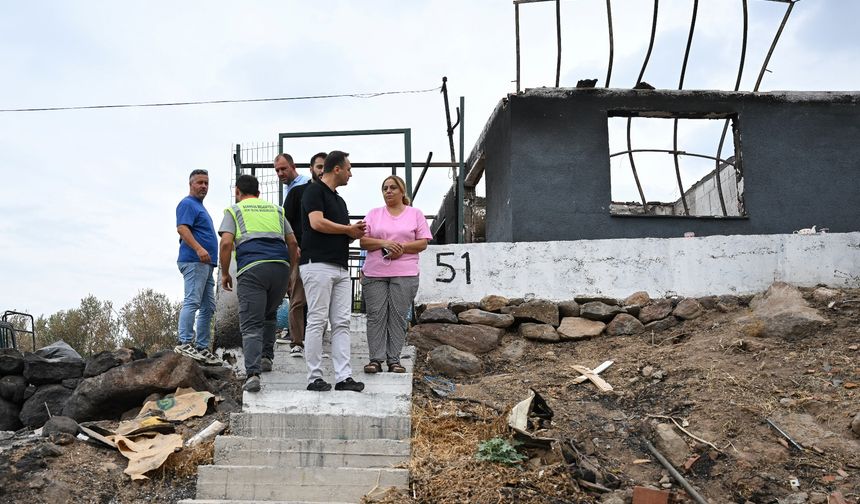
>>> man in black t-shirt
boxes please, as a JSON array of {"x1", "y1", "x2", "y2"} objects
[
  {"x1": 299, "y1": 150, "x2": 367, "y2": 392},
  {"x1": 280, "y1": 152, "x2": 326, "y2": 357}
]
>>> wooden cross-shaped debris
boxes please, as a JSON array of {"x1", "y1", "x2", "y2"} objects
[{"x1": 571, "y1": 360, "x2": 614, "y2": 392}]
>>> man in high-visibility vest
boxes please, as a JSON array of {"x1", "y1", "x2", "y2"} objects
[{"x1": 218, "y1": 174, "x2": 300, "y2": 392}]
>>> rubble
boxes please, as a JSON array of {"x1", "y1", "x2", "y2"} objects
[
  {"x1": 518, "y1": 323, "x2": 560, "y2": 342},
  {"x1": 510, "y1": 299, "x2": 560, "y2": 326},
  {"x1": 427, "y1": 345, "x2": 482, "y2": 377},
  {"x1": 457, "y1": 308, "x2": 515, "y2": 328},
  {"x1": 407, "y1": 323, "x2": 503, "y2": 353},
  {"x1": 557, "y1": 317, "x2": 605, "y2": 340}
]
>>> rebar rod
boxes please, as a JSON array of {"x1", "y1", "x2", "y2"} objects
[
  {"x1": 754, "y1": 0, "x2": 796, "y2": 92},
  {"x1": 609, "y1": 149, "x2": 735, "y2": 166},
  {"x1": 714, "y1": 0, "x2": 748, "y2": 217},
  {"x1": 515, "y1": 3, "x2": 521, "y2": 93},
  {"x1": 604, "y1": 0, "x2": 614, "y2": 88},
  {"x1": 555, "y1": 0, "x2": 562, "y2": 87},
  {"x1": 625, "y1": 0, "x2": 659, "y2": 210},
  {"x1": 412, "y1": 152, "x2": 433, "y2": 202},
  {"x1": 644, "y1": 441, "x2": 710, "y2": 504},
  {"x1": 672, "y1": 0, "x2": 698, "y2": 216}
]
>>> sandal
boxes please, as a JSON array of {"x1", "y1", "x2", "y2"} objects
[
  {"x1": 364, "y1": 361, "x2": 383, "y2": 374},
  {"x1": 388, "y1": 362, "x2": 406, "y2": 373}
]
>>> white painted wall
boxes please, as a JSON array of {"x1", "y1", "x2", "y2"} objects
[{"x1": 416, "y1": 233, "x2": 860, "y2": 303}]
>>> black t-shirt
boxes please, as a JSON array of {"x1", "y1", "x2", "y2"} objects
[
  {"x1": 300, "y1": 182, "x2": 350, "y2": 268},
  {"x1": 284, "y1": 183, "x2": 309, "y2": 245}
]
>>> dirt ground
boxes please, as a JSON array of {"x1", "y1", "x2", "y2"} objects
[
  {"x1": 391, "y1": 288, "x2": 860, "y2": 503},
  {"x1": 2, "y1": 288, "x2": 858, "y2": 503}
]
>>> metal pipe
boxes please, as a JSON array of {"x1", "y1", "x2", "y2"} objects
[
  {"x1": 644, "y1": 441, "x2": 710, "y2": 504},
  {"x1": 555, "y1": 0, "x2": 561, "y2": 87},
  {"x1": 515, "y1": 4, "x2": 521, "y2": 93},
  {"x1": 672, "y1": 0, "x2": 698, "y2": 216},
  {"x1": 754, "y1": 0, "x2": 796, "y2": 92},
  {"x1": 458, "y1": 96, "x2": 465, "y2": 244},
  {"x1": 604, "y1": 0, "x2": 614, "y2": 88},
  {"x1": 442, "y1": 77, "x2": 458, "y2": 168},
  {"x1": 412, "y1": 152, "x2": 433, "y2": 202},
  {"x1": 404, "y1": 129, "x2": 413, "y2": 199}
]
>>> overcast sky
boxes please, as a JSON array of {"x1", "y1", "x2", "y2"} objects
[{"x1": 1, "y1": 0, "x2": 857, "y2": 318}]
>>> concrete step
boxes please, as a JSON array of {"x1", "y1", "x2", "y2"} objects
[
  {"x1": 260, "y1": 370, "x2": 412, "y2": 391},
  {"x1": 214, "y1": 436, "x2": 409, "y2": 468},
  {"x1": 242, "y1": 389, "x2": 409, "y2": 416},
  {"x1": 195, "y1": 465, "x2": 408, "y2": 502},
  {"x1": 273, "y1": 343, "x2": 415, "y2": 360},
  {"x1": 230, "y1": 411, "x2": 411, "y2": 440},
  {"x1": 180, "y1": 501, "x2": 351, "y2": 504}
]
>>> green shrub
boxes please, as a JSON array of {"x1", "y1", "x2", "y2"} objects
[{"x1": 475, "y1": 437, "x2": 526, "y2": 466}]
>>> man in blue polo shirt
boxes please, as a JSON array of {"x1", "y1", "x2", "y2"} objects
[{"x1": 175, "y1": 169, "x2": 220, "y2": 365}]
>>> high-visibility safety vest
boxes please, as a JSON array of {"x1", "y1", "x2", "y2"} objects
[{"x1": 225, "y1": 198, "x2": 290, "y2": 276}]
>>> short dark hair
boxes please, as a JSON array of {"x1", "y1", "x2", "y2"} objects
[
  {"x1": 235, "y1": 174, "x2": 260, "y2": 196},
  {"x1": 310, "y1": 152, "x2": 327, "y2": 166},
  {"x1": 189, "y1": 169, "x2": 208, "y2": 181},
  {"x1": 323, "y1": 151, "x2": 349, "y2": 173},
  {"x1": 274, "y1": 153, "x2": 294, "y2": 165}
]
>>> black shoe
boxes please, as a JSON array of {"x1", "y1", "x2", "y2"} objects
[
  {"x1": 306, "y1": 378, "x2": 332, "y2": 391},
  {"x1": 335, "y1": 377, "x2": 365, "y2": 392}
]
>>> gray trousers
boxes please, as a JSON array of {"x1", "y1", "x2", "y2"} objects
[
  {"x1": 237, "y1": 262, "x2": 290, "y2": 376},
  {"x1": 361, "y1": 276, "x2": 419, "y2": 365}
]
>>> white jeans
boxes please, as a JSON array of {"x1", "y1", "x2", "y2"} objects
[{"x1": 300, "y1": 262, "x2": 353, "y2": 384}]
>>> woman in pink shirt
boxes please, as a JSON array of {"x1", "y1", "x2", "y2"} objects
[{"x1": 359, "y1": 175, "x2": 432, "y2": 373}]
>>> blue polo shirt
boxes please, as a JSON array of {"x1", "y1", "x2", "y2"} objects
[
  {"x1": 176, "y1": 195, "x2": 218, "y2": 263},
  {"x1": 286, "y1": 174, "x2": 310, "y2": 196}
]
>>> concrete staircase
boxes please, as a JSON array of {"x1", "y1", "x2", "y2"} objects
[{"x1": 181, "y1": 314, "x2": 413, "y2": 503}]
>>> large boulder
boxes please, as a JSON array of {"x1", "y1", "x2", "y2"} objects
[
  {"x1": 739, "y1": 282, "x2": 829, "y2": 341},
  {"x1": 673, "y1": 298, "x2": 703, "y2": 320},
  {"x1": 558, "y1": 300, "x2": 580, "y2": 318},
  {"x1": 518, "y1": 323, "x2": 560, "y2": 342},
  {"x1": 427, "y1": 345, "x2": 482, "y2": 377},
  {"x1": 580, "y1": 302, "x2": 623, "y2": 322},
  {"x1": 624, "y1": 291, "x2": 651, "y2": 307},
  {"x1": 638, "y1": 299, "x2": 673, "y2": 324},
  {"x1": 510, "y1": 300, "x2": 559, "y2": 326},
  {"x1": 0, "y1": 397, "x2": 22, "y2": 431},
  {"x1": 0, "y1": 348, "x2": 25, "y2": 376},
  {"x1": 23, "y1": 353, "x2": 85, "y2": 386},
  {"x1": 480, "y1": 295, "x2": 509, "y2": 313},
  {"x1": 20, "y1": 384, "x2": 74, "y2": 428},
  {"x1": 605, "y1": 314, "x2": 645, "y2": 336},
  {"x1": 408, "y1": 324, "x2": 503, "y2": 354},
  {"x1": 418, "y1": 307, "x2": 459, "y2": 324},
  {"x1": 83, "y1": 348, "x2": 145, "y2": 378},
  {"x1": 62, "y1": 352, "x2": 212, "y2": 422},
  {"x1": 448, "y1": 301, "x2": 479, "y2": 315},
  {"x1": 557, "y1": 317, "x2": 605, "y2": 340},
  {"x1": 457, "y1": 309, "x2": 515, "y2": 328},
  {"x1": 0, "y1": 375, "x2": 28, "y2": 404},
  {"x1": 644, "y1": 316, "x2": 680, "y2": 332}
]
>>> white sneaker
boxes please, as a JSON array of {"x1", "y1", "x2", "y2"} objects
[
  {"x1": 174, "y1": 344, "x2": 205, "y2": 363},
  {"x1": 275, "y1": 337, "x2": 291, "y2": 345},
  {"x1": 196, "y1": 348, "x2": 223, "y2": 366},
  {"x1": 290, "y1": 345, "x2": 304, "y2": 358}
]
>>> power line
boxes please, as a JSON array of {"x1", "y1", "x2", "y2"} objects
[{"x1": 0, "y1": 86, "x2": 442, "y2": 113}]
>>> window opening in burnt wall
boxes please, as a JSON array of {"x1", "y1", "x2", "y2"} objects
[{"x1": 608, "y1": 112, "x2": 746, "y2": 218}]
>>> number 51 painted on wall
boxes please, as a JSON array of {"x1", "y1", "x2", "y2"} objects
[{"x1": 435, "y1": 252, "x2": 471, "y2": 284}]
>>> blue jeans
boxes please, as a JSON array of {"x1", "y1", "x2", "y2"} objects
[{"x1": 178, "y1": 262, "x2": 216, "y2": 349}]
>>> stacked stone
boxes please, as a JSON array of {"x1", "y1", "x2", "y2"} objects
[
  {"x1": 0, "y1": 343, "x2": 164, "y2": 431},
  {"x1": 410, "y1": 292, "x2": 748, "y2": 378}
]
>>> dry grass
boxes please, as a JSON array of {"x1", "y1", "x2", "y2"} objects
[
  {"x1": 364, "y1": 399, "x2": 583, "y2": 504},
  {"x1": 162, "y1": 441, "x2": 214, "y2": 478}
]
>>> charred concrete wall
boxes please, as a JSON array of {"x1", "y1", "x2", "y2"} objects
[{"x1": 472, "y1": 89, "x2": 860, "y2": 242}]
